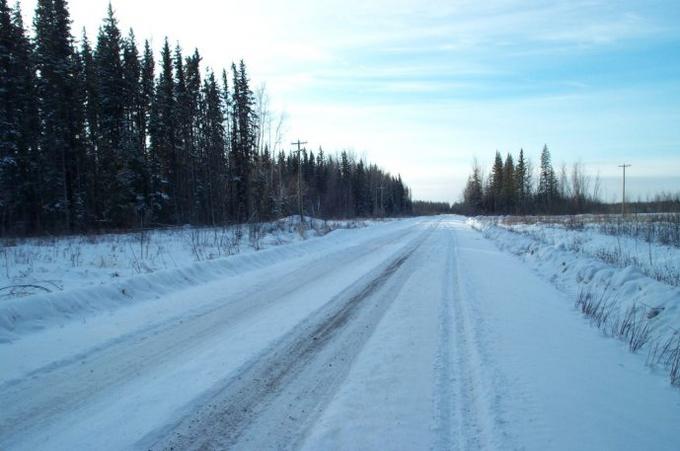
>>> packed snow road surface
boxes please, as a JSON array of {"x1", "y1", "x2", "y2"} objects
[{"x1": 1, "y1": 216, "x2": 679, "y2": 450}]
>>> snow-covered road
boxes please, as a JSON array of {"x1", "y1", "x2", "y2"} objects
[{"x1": 1, "y1": 216, "x2": 679, "y2": 450}]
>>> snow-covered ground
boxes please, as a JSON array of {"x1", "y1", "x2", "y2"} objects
[
  {"x1": 0, "y1": 217, "x2": 373, "y2": 301},
  {"x1": 478, "y1": 214, "x2": 680, "y2": 286},
  {"x1": 470, "y1": 215, "x2": 680, "y2": 387},
  {"x1": 1, "y1": 215, "x2": 680, "y2": 450},
  {"x1": 0, "y1": 217, "x2": 378, "y2": 341}
]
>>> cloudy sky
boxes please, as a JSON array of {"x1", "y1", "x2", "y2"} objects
[{"x1": 21, "y1": 0, "x2": 680, "y2": 202}]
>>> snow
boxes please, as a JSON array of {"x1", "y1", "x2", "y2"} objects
[
  {"x1": 469, "y1": 215, "x2": 680, "y2": 386},
  {"x1": 2, "y1": 215, "x2": 680, "y2": 450},
  {"x1": 0, "y1": 217, "x2": 423, "y2": 449},
  {"x1": 0, "y1": 217, "x2": 370, "y2": 302},
  {"x1": 0, "y1": 217, "x2": 381, "y2": 342},
  {"x1": 301, "y1": 218, "x2": 680, "y2": 450}
]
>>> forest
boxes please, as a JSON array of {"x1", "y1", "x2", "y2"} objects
[
  {"x1": 0, "y1": 0, "x2": 423, "y2": 236},
  {"x1": 459, "y1": 145, "x2": 679, "y2": 216},
  {"x1": 460, "y1": 145, "x2": 600, "y2": 215}
]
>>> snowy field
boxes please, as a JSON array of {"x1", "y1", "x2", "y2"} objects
[{"x1": 1, "y1": 215, "x2": 680, "y2": 450}]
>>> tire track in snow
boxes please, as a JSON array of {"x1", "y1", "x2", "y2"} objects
[
  {"x1": 433, "y1": 229, "x2": 456, "y2": 450},
  {"x1": 0, "y1": 222, "x2": 427, "y2": 449},
  {"x1": 449, "y1": 225, "x2": 506, "y2": 450},
  {"x1": 145, "y1": 224, "x2": 437, "y2": 450}
]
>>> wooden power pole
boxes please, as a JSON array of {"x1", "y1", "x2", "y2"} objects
[
  {"x1": 618, "y1": 164, "x2": 631, "y2": 216},
  {"x1": 291, "y1": 139, "x2": 308, "y2": 224}
]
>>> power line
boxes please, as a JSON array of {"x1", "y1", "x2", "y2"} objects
[
  {"x1": 377, "y1": 185, "x2": 385, "y2": 216},
  {"x1": 291, "y1": 139, "x2": 308, "y2": 224},
  {"x1": 618, "y1": 164, "x2": 631, "y2": 216}
]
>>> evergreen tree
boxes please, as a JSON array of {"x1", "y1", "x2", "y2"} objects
[
  {"x1": 486, "y1": 151, "x2": 504, "y2": 212},
  {"x1": 463, "y1": 160, "x2": 483, "y2": 213},
  {"x1": 138, "y1": 39, "x2": 154, "y2": 218},
  {"x1": 340, "y1": 151, "x2": 353, "y2": 216},
  {"x1": 501, "y1": 153, "x2": 516, "y2": 213},
  {"x1": 0, "y1": 0, "x2": 14, "y2": 151},
  {"x1": 220, "y1": 69, "x2": 231, "y2": 148},
  {"x1": 139, "y1": 39, "x2": 154, "y2": 147},
  {"x1": 251, "y1": 148, "x2": 272, "y2": 222},
  {"x1": 172, "y1": 45, "x2": 191, "y2": 221},
  {"x1": 95, "y1": 3, "x2": 128, "y2": 225},
  {"x1": 33, "y1": 0, "x2": 86, "y2": 231},
  {"x1": 314, "y1": 148, "x2": 327, "y2": 214},
  {"x1": 0, "y1": 0, "x2": 19, "y2": 230},
  {"x1": 121, "y1": 28, "x2": 147, "y2": 225},
  {"x1": 185, "y1": 49, "x2": 205, "y2": 222},
  {"x1": 230, "y1": 60, "x2": 257, "y2": 222},
  {"x1": 353, "y1": 159, "x2": 369, "y2": 216},
  {"x1": 199, "y1": 70, "x2": 227, "y2": 224},
  {"x1": 537, "y1": 144, "x2": 557, "y2": 212},
  {"x1": 515, "y1": 148, "x2": 528, "y2": 213},
  {"x1": 0, "y1": 0, "x2": 40, "y2": 232},
  {"x1": 149, "y1": 38, "x2": 176, "y2": 223},
  {"x1": 2, "y1": 0, "x2": 418, "y2": 233},
  {"x1": 80, "y1": 29, "x2": 101, "y2": 224}
]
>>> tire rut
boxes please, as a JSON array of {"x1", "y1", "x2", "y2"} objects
[
  {"x1": 0, "y1": 223, "x2": 424, "y2": 447},
  {"x1": 449, "y1": 226, "x2": 505, "y2": 450},
  {"x1": 145, "y1": 224, "x2": 437, "y2": 450}
]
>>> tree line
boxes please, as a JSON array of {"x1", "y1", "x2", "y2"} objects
[
  {"x1": 460, "y1": 145, "x2": 604, "y2": 215},
  {"x1": 0, "y1": 0, "x2": 418, "y2": 235}
]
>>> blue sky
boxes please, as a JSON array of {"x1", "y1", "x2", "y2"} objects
[{"x1": 22, "y1": 0, "x2": 680, "y2": 202}]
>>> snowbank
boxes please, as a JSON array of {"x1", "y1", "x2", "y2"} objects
[
  {"x1": 0, "y1": 217, "x2": 399, "y2": 342},
  {"x1": 469, "y1": 216, "x2": 680, "y2": 385}
]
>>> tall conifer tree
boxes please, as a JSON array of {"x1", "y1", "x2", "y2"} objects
[
  {"x1": 515, "y1": 148, "x2": 528, "y2": 213},
  {"x1": 1, "y1": 1, "x2": 40, "y2": 231},
  {"x1": 149, "y1": 38, "x2": 175, "y2": 222},
  {"x1": 501, "y1": 153, "x2": 516, "y2": 213},
  {"x1": 33, "y1": 0, "x2": 86, "y2": 231},
  {"x1": 95, "y1": 3, "x2": 128, "y2": 224}
]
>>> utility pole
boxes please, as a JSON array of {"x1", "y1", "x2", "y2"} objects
[
  {"x1": 618, "y1": 164, "x2": 631, "y2": 216},
  {"x1": 291, "y1": 139, "x2": 308, "y2": 225},
  {"x1": 377, "y1": 185, "x2": 385, "y2": 217}
]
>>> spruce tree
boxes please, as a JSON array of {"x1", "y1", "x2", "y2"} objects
[
  {"x1": 314, "y1": 148, "x2": 327, "y2": 215},
  {"x1": 0, "y1": 1, "x2": 40, "y2": 232},
  {"x1": 230, "y1": 60, "x2": 256, "y2": 222},
  {"x1": 340, "y1": 151, "x2": 353, "y2": 216},
  {"x1": 33, "y1": 0, "x2": 86, "y2": 231},
  {"x1": 121, "y1": 28, "x2": 147, "y2": 225},
  {"x1": 186, "y1": 51, "x2": 202, "y2": 216},
  {"x1": 353, "y1": 159, "x2": 369, "y2": 216},
  {"x1": 139, "y1": 39, "x2": 154, "y2": 147},
  {"x1": 1, "y1": 0, "x2": 18, "y2": 229},
  {"x1": 172, "y1": 45, "x2": 190, "y2": 221},
  {"x1": 149, "y1": 38, "x2": 176, "y2": 223},
  {"x1": 463, "y1": 160, "x2": 483, "y2": 213},
  {"x1": 199, "y1": 70, "x2": 227, "y2": 224},
  {"x1": 2, "y1": 2, "x2": 419, "y2": 232},
  {"x1": 138, "y1": 39, "x2": 154, "y2": 217},
  {"x1": 95, "y1": 3, "x2": 128, "y2": 225},
  {"x1": 515, "y1": 148, "x2": 528, "y2": 213},
  {"x1": 538, "y1": 144, "x2": 557, "y2": 212},
  {"x1": 80, "y1": 29, "x2": 101, "y2": 223},
  {"x1": 489, "y1": 151, "x2": 504, "y2": 212},
  {"x1": 501, "y1": 153, "x2": 516, "y2": 213}
]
